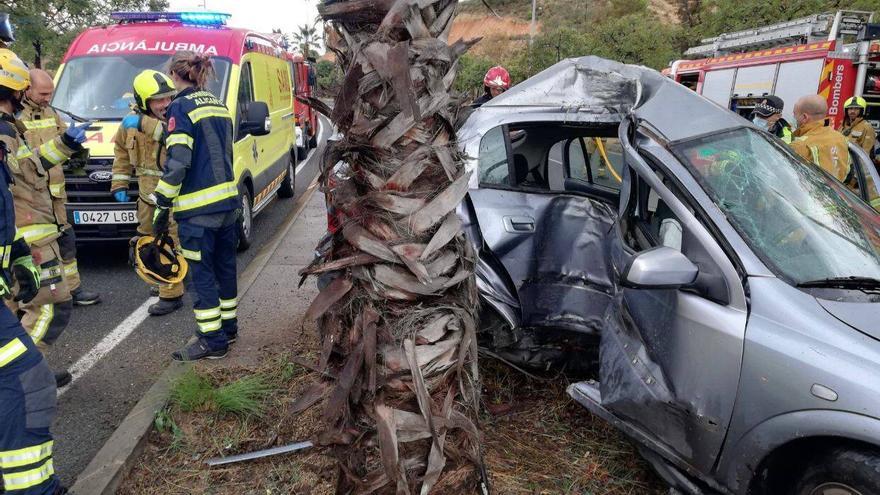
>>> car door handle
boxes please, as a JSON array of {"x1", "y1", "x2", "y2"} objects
[{"x1": 503, "y1": 216, "x2": 535, "y2": 233}]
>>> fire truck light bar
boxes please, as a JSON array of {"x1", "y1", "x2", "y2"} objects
[{"x1": 110, "y1": 11, "x2": 231, "y2": 26}]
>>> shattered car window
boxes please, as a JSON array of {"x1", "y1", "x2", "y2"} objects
[
  {"x1": 674, "y1": 128, "x2": 880, "y2": 284},
  {"x1": 478, "y1": 126, "x2": 509, "y2": 186}
]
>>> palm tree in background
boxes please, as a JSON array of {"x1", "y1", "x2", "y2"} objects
[{"x1": 292, "y1": 21, "x2": 320, "y2": 59}]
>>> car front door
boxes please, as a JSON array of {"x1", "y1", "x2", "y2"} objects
[
  {"x1": 593, "y1": 124, "x2": 749, "y2": 474},
  {"x1": 467, "y1": 123, "x2": 620, "y2": 359}
]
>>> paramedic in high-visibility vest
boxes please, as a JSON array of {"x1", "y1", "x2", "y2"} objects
[
  {"x1": 20, "y1": 69, "x2": 101, "y2": 307},
  {"x1": 840, "y1": 96, "x2": 876, "y2": 158},
  {"x1": 751, "y1": 95, "x2": 793, "y2": 144},
  {"x1": 152, "y1": 52, "x2": 238, "y2": 361},
  {"x1": 790, "y1": 95, "x2": 851, "y2": 184},
  {"x1": 0, "y1": 47, "x2": 68, "y2": 495}
]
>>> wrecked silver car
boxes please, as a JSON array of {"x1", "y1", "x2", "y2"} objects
[{"x1": 458, "y1": 56, "x2": 880, "y2": 495}]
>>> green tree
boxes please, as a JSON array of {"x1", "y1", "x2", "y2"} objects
[
  {"x1": 291, "y1": 22, "x2": 321, "y2": 59},
  {"x1": 314, "y1": 59, "x2": 341, "y2": 95},
  {"x1": 2, "y1": 0, "x2": 168, "y2": 69}
]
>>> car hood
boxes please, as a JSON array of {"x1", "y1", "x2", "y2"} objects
[{"x1": 817, "y1": 297, "x2": 880, "y2": 342}]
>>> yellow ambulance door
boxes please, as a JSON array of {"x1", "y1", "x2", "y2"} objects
[
  {"x1": 249, "y1": 52, "x2": 294, "y2": 202},
  {"x1": 230, "y1": 57, "x2": 259, "y2": 198}
]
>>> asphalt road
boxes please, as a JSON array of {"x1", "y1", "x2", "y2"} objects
[{"x1": 44, "y1": 116, "x2": 330, "y2": 486}]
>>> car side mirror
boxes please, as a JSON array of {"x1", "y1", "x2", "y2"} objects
[
  {"x1": 622, "y1": 246, "x2": 698, "y2": 289},
  {"x1": 240, "y1": 101, "x2": 271, "y2": 137}
]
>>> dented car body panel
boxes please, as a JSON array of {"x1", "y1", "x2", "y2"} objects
[{"x1": 459, "y1": 56, "x2": 880, "y2": 494}]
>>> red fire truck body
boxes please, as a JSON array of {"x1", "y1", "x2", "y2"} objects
[
  {"x1": 286, "y1": 53, "x2": 319, "y2": 156},
  {"x1": 669, "y1": 11, "x2": 880, "y2": 130}
]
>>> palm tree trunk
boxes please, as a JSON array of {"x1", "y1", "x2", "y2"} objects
[{"x1": 298, "y1": 0, "x2": 486, "y2": 493}]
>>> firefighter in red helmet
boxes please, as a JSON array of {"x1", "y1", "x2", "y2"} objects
[{"x1": 473, "y1": 66, "x2": 510, "y2": 108}]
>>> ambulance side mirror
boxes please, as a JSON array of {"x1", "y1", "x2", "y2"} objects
[{"x1": 240, "y1": 101, "x2": 271, "y2": 137}]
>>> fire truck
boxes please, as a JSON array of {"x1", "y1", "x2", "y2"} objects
[
  {"x1": 286, "y1": 53, "x2": 319, "y2": 160},
  {"x1": 668, "y1": 11, "x2": 880, "y2": 130}
]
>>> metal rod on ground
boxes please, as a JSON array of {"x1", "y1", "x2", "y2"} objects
[{"x1": 205, "y1": 440, "x2": 314, "y2": 466}]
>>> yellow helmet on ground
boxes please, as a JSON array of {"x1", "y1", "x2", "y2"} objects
[
  {"x1": 132, "y1": 69, "x2": 176, "y2": 113},
  {"x1": 845, "y1": 96, "x2": 868, "y2": 111},
  {"x1": 134, "y1": 234, "x2": 188, "y2": 286},
  {"x1": 0, "y1": 48, "x2": 29, "y2": 91}
]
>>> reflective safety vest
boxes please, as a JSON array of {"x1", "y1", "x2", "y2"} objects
[
  {"x1": 0, "y1": 116, "x2": 78, "y2": 247},
  {"x1": 111, "y1": 113, "x2": 168, "y2": 204},
  {"x1": 155, "y1": 87, "x2": 237, "y2": 219},
  {"x1": 18, "y1": 98, "x2": 69, "y2": 228}
]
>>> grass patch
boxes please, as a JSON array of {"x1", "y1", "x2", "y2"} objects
[{"x1": 170, "y1": 368, "x2": 272, "y2": 417}]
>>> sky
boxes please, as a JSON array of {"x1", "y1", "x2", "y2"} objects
[{"x1": 168, "y1": 0, "x2": 323, "y2": 51}]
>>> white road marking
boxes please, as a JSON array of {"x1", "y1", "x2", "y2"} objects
[
  {"x1": 59, "y1": 297, "x2": 158, "y2": 397},
  {"x1": 295, "y1": 117, "x2": 328, "y2": 175}
]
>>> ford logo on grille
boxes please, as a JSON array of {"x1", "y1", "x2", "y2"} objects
[{"x1": 88, "y1": 171, "x2": 113, "y2": 183}]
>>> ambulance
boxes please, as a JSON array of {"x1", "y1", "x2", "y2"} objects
[
  {"x1": 668, "y1": 11, "x2": 880, "y2": 130},
  {"x1": 50, "y1": 11, "x2": 299, "y2": 250}
]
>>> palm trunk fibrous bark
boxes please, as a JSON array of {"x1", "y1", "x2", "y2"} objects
[{"x1": 297, "y1": 0, "x2": 485, "y2": 493}]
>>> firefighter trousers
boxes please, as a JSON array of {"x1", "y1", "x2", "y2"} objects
[
  {"x1": 136, "y1": 199, "x2": 184, "y2": 299},
  {"x1": 57, "y1": 228, "x2": 80, "y2": 294},
  {"x1": 178, "y1": 220, "x2": 238, "y2": 351},
  {"x1": 0, "y1": 308, "x2": 60, "y2": 495},
  {"x1": 6, "y1": 241, "x2": 72, "y2": 347}
]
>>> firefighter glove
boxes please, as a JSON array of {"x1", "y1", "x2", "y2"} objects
[
  {"x1": 153, "y1": 206, "x2": 170, "y2": 235},
  {"x1": 12, "y1": 255, "x2": 40, "y2": 303},
  {"x1": 65, "y1": 121, "x2": 91, "y2": 144},
  {"x1": 114, "y1": 190, "x2": 128, "y2": 202},
  {"x1": 122, "y1": 114, "x2": 141, "y2": 131}
]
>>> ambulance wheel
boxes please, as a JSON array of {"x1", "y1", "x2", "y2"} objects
[
  {"x1": 237, "y1": 187, "x2": 253, "y2": 252},
  {"x1": 296, "y1": 145, "x2": 307, "y2": 161},
  {"x1": 278, "y1": 155, "x2": 295, "y2": 199}
]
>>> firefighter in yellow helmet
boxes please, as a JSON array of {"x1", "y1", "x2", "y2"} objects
[
  {"x1": 0, "y1": 48, "x2": 71, "y2": 495},
  {"x1": 840, "y1": 96, "x2": 876, "y2": 157},
  {"x1": 20, "y1": 68, "x2": 101, "y2": 306},
  {"x1": 111, "y1": 69, "x2": 184, "y2": 315},
  {"x1": 0, "y1": 48, "x2": 90, "y2": 388}
]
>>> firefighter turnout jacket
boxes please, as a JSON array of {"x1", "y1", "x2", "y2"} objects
[
  {"x1": 18, "y1": 97, "x2": 68, "y2": 229},
  {"x1": 841, "y1": 117, "x2": 877, "y2": 157},
  {"x1": 111, "y1": 113, "x2": 167, "y2": 203},
  {"x1": 790, "y1": 120, "x2": 851, "y2": 183},
  {"x1": 154, "y1": 87, "x2": 237, "y2": 219}
]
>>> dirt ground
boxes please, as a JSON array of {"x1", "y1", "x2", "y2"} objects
[{"x1": 121, "y1": 349, "x2": 664, "y2": 495}]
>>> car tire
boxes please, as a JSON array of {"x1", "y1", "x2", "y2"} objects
[
  {"x1": 237, "y1": 186, "x2": 253, "y2": 252},
  {"x1": 278, "y1": 154, "x2": 295, "y2": 199},
  {"x1": 296, "y1": 145, "x2": 307, "y2": 161},
  {"x1": 792, "y1": 448, "x2": 880, "y2": 495}
]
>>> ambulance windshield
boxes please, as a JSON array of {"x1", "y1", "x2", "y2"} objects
[{"x1": 52, "y1": 55, "x2": 231, "y2": 121}]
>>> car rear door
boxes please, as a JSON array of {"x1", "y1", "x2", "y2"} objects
[{"x1": 467, "y1": 123, "x2": 619, "y2": 338}]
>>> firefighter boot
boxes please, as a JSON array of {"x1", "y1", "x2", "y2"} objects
[
  {"x1": 55, "y1": 370, "x2": 72, "y2": 388},
  {"x1": 171, "y1": 338, "x2": 228, "y2": 362},
  {"x1": 148, "y1": 296, "x2": 183, "y2": 316},
  {"x1": 71, "y1": 287, "x2": 101, "y2": 306}
]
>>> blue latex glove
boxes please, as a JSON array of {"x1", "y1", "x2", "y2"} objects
[
  {"x1": 121, "y1": 114, "x2": 141, "y2": 130},
  {"x1": 114, "y1": 190, "x2": 128, "y2": 202},
  {"x1": 65, "y1": 122, "x2": 91, "y2": 144}
]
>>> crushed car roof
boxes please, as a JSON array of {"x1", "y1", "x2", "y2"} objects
[{"x1": 476, "y1": 56, "x2": 748, "y2": 143}]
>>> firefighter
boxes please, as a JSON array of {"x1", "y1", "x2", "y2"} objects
[
  {"x1": 840, "y1": 96, "x2": 876, "y2": 157},
  {"x1": 751, "y1": 95, "x2": 793, "y2": 143},
  {"x1": 790, "y1": 94, "x2": 851, "y2": 183},
  {"x1": 0, "y1": 49, "x2": 89, "y2": 387},
  {"x1": 0, "y1": 47, "x2": 67, "y2": 495},
  {"x1": 111, "y1": 69, "x2": 184, "y2": 315},
  {"x1": 153, "y1": 52, "x2": 238, "y2": 361},
  {"x1": 20, "y1": 69, "x2": 100, "y2": 306},
  {"x1": 472, "y1": 66, "x2": 510, "y2": 108}
]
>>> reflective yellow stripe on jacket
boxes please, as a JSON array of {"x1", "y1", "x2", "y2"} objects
[
  {"x1": 0, "y1": 244, "x2": 11, "y2": 269},
  {"x1": 38, "y1": 141, "x2": 65, "y2": 166},
  {"x1": 166, "y1": 134, "x2": 194, "y2": 148},
  {"x1": 173, "y1": 181, "x2": 238, "y2": 213},
  {"x1": 17, "y1": 224, "x2": 59, "y2": 244},
  {"x1": 0, "y1": 338, "x2": 27, "y2": 368},
  {"x1": 22, "y1": 119, "x2": 57, "y2": 130},
  {"x1": 187, "y1": 106, "x2": 232, "y2": 123}
]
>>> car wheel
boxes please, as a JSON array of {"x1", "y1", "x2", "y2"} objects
[
  {"x1": 278, "y1": 155, "x2": 295, "y2": 199},
  {"x1": 237, "y1": 186, "x2": 253, "y2": 252},
  {"x1": 793, "y1": 448, "x2": 880, "y2": 495}
]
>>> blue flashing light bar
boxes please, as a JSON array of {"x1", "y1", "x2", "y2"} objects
[{"x1": 110, "y1": 11, "x2": 231, "y2": 26}]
